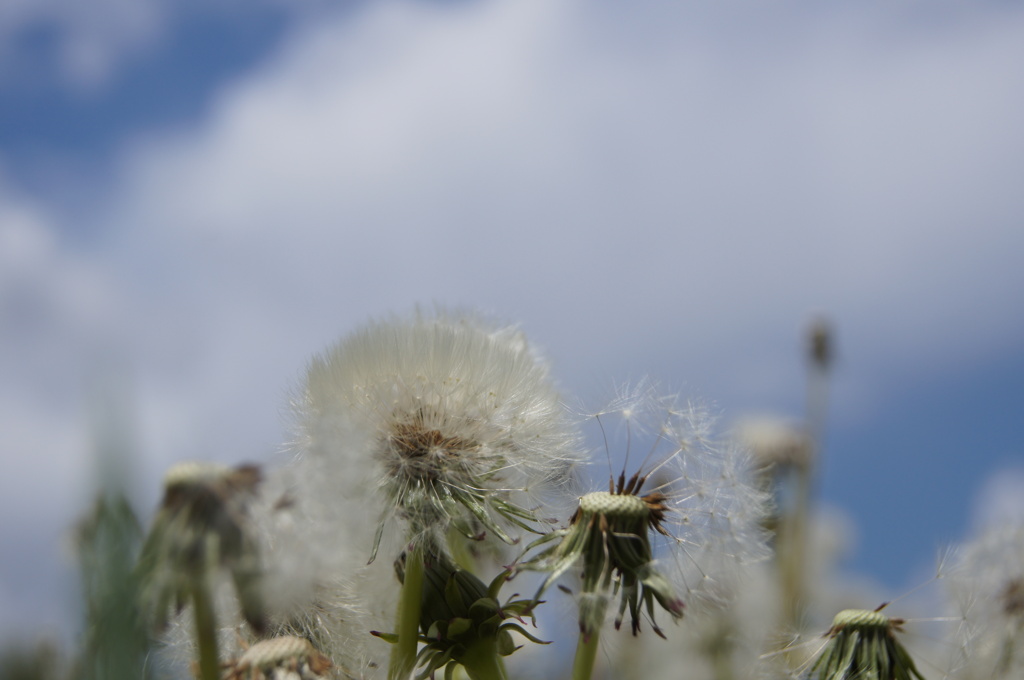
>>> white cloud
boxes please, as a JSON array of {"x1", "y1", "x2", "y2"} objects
[
  {"x1": 0, "y1": 187, "x2": 121, "y2": 637},
  {"x1": 108, "y1": 0, "x2": 1024, "y2": 406},
  {"x1": 971, "y1": 466, "x2": 1024, "y2": 530}
]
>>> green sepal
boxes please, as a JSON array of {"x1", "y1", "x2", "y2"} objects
[
  {"x1": 408, "y1": 548, "x2": 550, "y2": 678},
  {"x1": 490, "y1": 498, "x2": 546, "y2": 535},
  {"x1": 487, "y1": 569, "x2": 512, "y2": 601},
  {"x1": 445, "y1": 571, "x2": 468, "y2": 613},
  {"x1": 499, "y1": 623, "x2": 550, "y2": 646},
  {"x1": 368, "y1": 515, "x2": 387, "y2": 565},
  {"x1": 469, "y1": 597, "x2": 501, "y2": 622},
  {"x1": 370, "y1": 631, "x2": 400, "y2": 644},
  {"x1": 447, "y1": 617, "x2": 473, "y2": 639},
  {"x1": 457, "y1": 490, "x2": 517, "y2": 545},
  {"x1": 496, "y1": 629, "x2": 518, "y2": 656}
]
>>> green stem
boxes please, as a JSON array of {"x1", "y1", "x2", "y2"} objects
[
  {"x1": 459, "y1": 637, "x2": 507, "y2": 680},
  {"x1": 781, "y1": 325, "x2": 830, "y2": 630},
  {"x1": 780, "y1": 466, "x2": 810, "y2": 627},
  {"x1": 571, "y1": 629, "x2": 601, "y2": 680},
  {"x1": 708, "y1": 623, "x2": 735, "y2": 680},
  {"x1": 191, "y1": 578, "x2": 220, "y2": 680},
  {"x1": 389, "y1": 545, "x2": 425, "y2": 680}
]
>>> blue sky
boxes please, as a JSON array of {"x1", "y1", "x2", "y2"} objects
[{"x1": 2, "y1": 0, "x2": 1023, "y2": 642}]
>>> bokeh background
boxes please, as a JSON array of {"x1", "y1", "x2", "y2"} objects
[{"x1": 2, "y1": 0, "x2": 1023, "y2": 645}]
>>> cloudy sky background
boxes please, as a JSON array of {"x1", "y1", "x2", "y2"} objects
[{"x1": 2, "y1": 0, "x2": 1023, "y2": 642}]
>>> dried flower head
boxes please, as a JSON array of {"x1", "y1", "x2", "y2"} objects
[
  {"x1": 295, "y1": 310, "x2": 582, "y2": 557},
  {"x1": 808, "y1": 607, "x2": 924, "y2": 680},
  {"x1": 522, "y1": 384, "x2": 769, "y2": 639},
  {"x1": 222, "y1": 636, "x2": 332, "y2": 680},
  {"x1": 531, "y1": 482, "x2": 685, "y2": 639},
  {"x1": 137, "y1": 461, "x2": 266, "y2": 635}
]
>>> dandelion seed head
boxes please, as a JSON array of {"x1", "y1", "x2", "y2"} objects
[
  {"x1": 295, "y1": 308, "x2": 583, "y2": 553},
  {"x1": 527, "y1": 381, "x2": 770, "y2": 640},
  {"x1": 949, "y1": 522, "x2": 1024, "y2": 678},
  {"x1": 243, "y1": 460, "x2": 380, "y2": 677},
  {"x1": 152, "y1": 461, "x2": 376, "y2": 679}
]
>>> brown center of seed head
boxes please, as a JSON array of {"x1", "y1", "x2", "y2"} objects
[{"x1": 388, "y1": 417, "x2": 478, "y2": 481}]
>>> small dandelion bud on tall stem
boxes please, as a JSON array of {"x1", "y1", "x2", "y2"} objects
[{"x1": 781, "y1": 318, "x2": 834, "y2": 629}]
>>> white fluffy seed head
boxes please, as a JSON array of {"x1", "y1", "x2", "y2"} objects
[
  {"x1": 293, "y1": 309, "x2": 583, "y2": 553},
  {"x1": 948, "y1": 522, "x2": 1024, "y2": 677}
]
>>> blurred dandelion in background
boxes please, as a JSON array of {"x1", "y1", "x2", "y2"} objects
[{"x1": 949, "y1": 523, "x2": 1024, "y2": 679}]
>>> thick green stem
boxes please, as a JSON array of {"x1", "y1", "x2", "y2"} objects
[
  {"x1": 571, "y1": 629, "x2": 601, "y2": 680},
  {"x1": 459, "y1": 637, "x2": 507, "y2": 680},
  {"x1": 389, "y1": 545, "x2": 425, "y2": 680},
  {"x1": 191, "y1": 578, "x2": 220, "y2": 680}
]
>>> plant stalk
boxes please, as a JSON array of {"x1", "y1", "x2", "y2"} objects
[
  {"x1": 571, "y1": 629, "x2": 601, "y2": 680},
  {"x1": 389, "y1": 544, "x2": 425, "y2": 680},
  {"x1": 191, "y1": 577, "x2": 220, "y2": 680}
]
